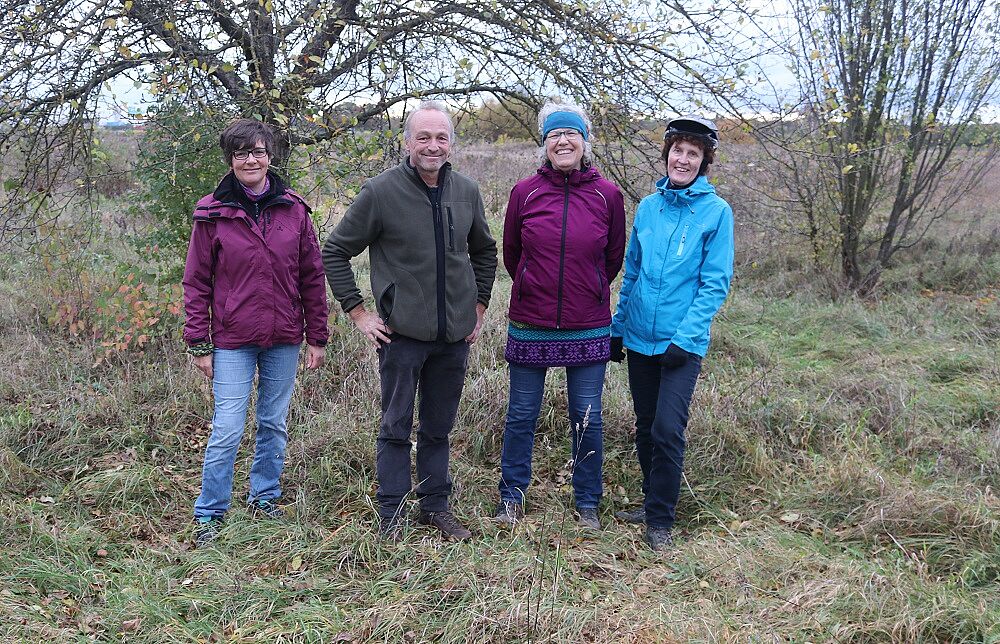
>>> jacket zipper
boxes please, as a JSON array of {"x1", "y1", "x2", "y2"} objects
[
  {"x1": 447, "y1": 207, "x2": 455, "y2": 251},
  {"x1": 555, "y1": 176, "x2": 569, "y2": 328},
  {"x1": 595, "y1": 266, "x2": 605, "y2": 303},
  {"x1": 517, "y1": 260, "x2": 528, "y2": 300},
  {"x1": 429, "y1": 186, "x2": 447, "y2": 341}
]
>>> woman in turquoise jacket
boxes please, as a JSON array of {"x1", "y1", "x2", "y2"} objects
[{"x1": 609, "y1": 116, "x2": 734, "y2": 551}]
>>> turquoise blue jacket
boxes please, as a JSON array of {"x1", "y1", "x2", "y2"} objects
[{"x1": 611, "y1": 175, "x2": 734, "y2": 357}]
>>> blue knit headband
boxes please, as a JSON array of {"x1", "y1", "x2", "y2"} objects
[{"x1": 542, "y1": 112, "x2": 588, "y2": 141}]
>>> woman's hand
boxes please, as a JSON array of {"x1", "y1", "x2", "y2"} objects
[
  {"x1": 306, "y1": 344, "x2": 326, "y2": 369},
  {"x1": 192, "y1": 354, "x2": 213, "y2": 380}
]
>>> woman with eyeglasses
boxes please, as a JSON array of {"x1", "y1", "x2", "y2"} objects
[
  {"x1": 182, "y1": 118, "x2": 329, "y2": 547},
  {"x1": 609, "y1": 116, "x2": 734, "y2": 551},
  {"x1": 492, "y1": 101, "x2": 626, "y2": 530}
]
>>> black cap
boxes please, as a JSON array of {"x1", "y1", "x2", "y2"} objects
[{"x1": 665, "y1": 115, "x2": 719, "y2": 150}]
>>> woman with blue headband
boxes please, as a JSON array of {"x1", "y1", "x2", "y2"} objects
[{"x1": 493, "y1": 100, "x2": 626, "y2": 530}]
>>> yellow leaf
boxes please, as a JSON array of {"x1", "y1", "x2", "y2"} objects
[
  {"x1": 164, "y1": 21, "x2": 174, "y2": 30},
  {"x1": 809, "y1": 49, "x2": 821, "y2": 60},
  {"x1": 289, "y1": 555, "x2": 303, "y2": 571},
  {"x1": 841, "y1": 165, "x2": 854, "y2": 174}
]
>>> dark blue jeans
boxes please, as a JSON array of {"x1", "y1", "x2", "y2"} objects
[
  {"x1": 376, "y1": 336, "x2": 470, "y2": 519},
  {"x1": 498, "y1": 362, "x2": 606, "y2": 509},
  {"x1": 626, "y1": 350, "x2": 702, "y2": 530}
]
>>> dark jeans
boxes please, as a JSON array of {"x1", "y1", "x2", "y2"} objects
[
  {"x1": 498, "y1": 362, "x2": 606, "y2": 509},
  {"x1": 376, "y1": 336, "x2": 470, "y2": 518},
  {"x1": 626, "y1": 350, "x2": 702, "y2": 530}
]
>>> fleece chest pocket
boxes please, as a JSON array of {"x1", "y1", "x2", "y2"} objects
[{"x1": 441, "y1": 201, "x2": 473, "y2": 253}]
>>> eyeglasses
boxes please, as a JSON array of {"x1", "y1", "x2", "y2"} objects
[
  {"x1": 233, "y1": 148, "x2": 268, "y2": 160},
  {"x1": 545, "y1": 130, "x2": 582, "y2": 142}
]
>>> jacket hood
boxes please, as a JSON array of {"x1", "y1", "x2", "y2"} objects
[
  {"x1": 537, "y1": 163, "x2": 604, "y2": 187},
  {"x1": 212, "y1": 170, "x2": 288, "y2": 205},
  {"x1": 655, "y1": 174, "x2": 716, "y2": 204}
]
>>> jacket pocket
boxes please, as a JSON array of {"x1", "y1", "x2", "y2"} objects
[
  {"x1": 671, "y1": 223, "x2": 691, "y2": 261},
  {"x1": 594, "y1": 266, "x2": 606, "y2": 303},
  {"x1": 378, "y1": 283, "x2": 396, "y2": 320},
  {"x1": 515, "y1": 260, "x2": 529, "y2": 300},
  {"x1": 447, "y1": 207, "x2": 455, "y2": 252}
]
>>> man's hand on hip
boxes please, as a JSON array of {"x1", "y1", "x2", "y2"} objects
[{"x1": 350, "y1": 307, "x2": 393, "y2": 347}]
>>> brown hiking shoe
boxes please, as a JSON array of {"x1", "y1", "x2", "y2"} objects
[{"x1": 416, "y1": 510, "x2": 473, "y2": 541}]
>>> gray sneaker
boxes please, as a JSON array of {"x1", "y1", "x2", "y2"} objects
[
  {"x1": 645, "y1": 526, "x2": 673, "y2": 551},
  {"x1": 194, "y1": 517, "x2": 223, "y2": 548},
  {"x1": 493, "y1": 500, "x2": 525, "y2": 525},
  {"x1": 417, "y1": 510, "x2": 473, "y2": 541},
  {"x1": 615, "y1": 506, "x2": 646, "y2": 524},
  {"x1": 576, "y1": 507, "x2": 601, "y2": 530}
]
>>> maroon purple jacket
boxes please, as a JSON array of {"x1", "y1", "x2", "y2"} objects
[
  {"x1": 503, "y1": 164, "x2": 626, "y2": 329},
  {"x1": 182, "y1": 172, "x2": 330, "y2": 350}
]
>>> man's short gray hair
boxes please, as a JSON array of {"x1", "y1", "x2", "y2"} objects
[
  {"x1": 403, "y1": 100, "x2": 455, "y2": 142},
  {"x1": 536, "y1": 100, "x2": 594, "y2": 167}
]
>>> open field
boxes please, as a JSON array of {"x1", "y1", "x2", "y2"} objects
[{"x1": 1, "y1": 141, "x2": 998, "y2": 642}]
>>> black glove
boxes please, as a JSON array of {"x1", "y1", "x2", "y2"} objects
[
  {"x1": 609, "y1": 336, "x2": 625, "y2": 363},
  {"x1": 659, "y1": 343, "x2": 691, "y2": 369}
]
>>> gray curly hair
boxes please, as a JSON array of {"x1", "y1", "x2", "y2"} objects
[{"x1": 536, "y1": 100, "x2": 594, "y2": 167}]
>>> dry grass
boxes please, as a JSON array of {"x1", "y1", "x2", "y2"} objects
[{"x1": 1, "y1": 146, "x2": 998, "y2": 642}]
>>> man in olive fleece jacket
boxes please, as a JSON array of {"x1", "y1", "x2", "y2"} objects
[{"x1": 322, "y1": 101, "x2": 497, "y2": 541}]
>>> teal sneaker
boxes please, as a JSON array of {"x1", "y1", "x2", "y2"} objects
[
  {"x1": 248, "y1": 499, "x2": 284, "y2": 519},
  {"x1": 194, "y1": 517, "x2": 223, "y2": 548}
]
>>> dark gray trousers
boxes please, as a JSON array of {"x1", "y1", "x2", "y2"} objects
[{"x1": 375, "y1": 335, "x2": 470, "y2": 518}]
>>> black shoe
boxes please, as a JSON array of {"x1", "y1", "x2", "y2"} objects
[
  {"x1": 248, "y1": 499, "x2": 284, "y2": 519},
  {"x1": 493, "y1": 500, "x2": 524, "y2": 525},
  {"x1": 645, "y1": 526, "x2": 673, "y2": 551},
  {"x1": 576, "y1": 507, "x2": 601, "y2": 530},
  {"x1": 194, "y1": 517, "x2": 224, "y2": 548},
  {"x1": 379, "y1": 513, "x2": 406, "y2": 542},
  {"x1": 615, "y1": 506, "x2": 646, "y2": 524},
  {"x1": 417, "y1": 510, "x2": 473, "y2": 541}
]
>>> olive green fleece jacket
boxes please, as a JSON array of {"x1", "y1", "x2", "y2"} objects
[{"x1": 322, "y1": 159, "x2": 498, "y2": 343}]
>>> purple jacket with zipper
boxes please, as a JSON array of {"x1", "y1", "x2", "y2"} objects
[
  {"x1": 182, "y1": 171, "x2": 330, "y2": 350},
  {"x1": 503, "y1": 164, "x2": 626, "y2": 329}
]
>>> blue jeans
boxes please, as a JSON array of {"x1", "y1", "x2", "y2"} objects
[
  {"x1": 626, "y1": 350, "x2": 702, "y2": 530},
  {"x1": 194, "y1": 343, "x2": 301, "y2": 519},
  {"x1": 498, "y1": 362, "x2": 607, "y2": 509}
]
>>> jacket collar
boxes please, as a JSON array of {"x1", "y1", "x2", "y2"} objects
[
  {"x1": 655, "y1": 174, "x2": 715, "y2": 203},
  {"x1": 402, "y1": 157, "x2": 451, "y2": 190},
  {"x1": 537, "y1": 163, "x2": 601, "y2": 187}
]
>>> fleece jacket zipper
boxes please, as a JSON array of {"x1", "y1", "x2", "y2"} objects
[{"x1": 428, "y1": 186, "x2": 447, "y2": 341}]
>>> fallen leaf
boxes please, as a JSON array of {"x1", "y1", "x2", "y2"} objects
[{"x1": 120, "y1": 617, "x2": 141, "y2": 632}]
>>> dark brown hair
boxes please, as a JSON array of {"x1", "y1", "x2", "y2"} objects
[
  {"x1": 219, "y1": 118, "x2": 276, "y2": 166},
  {"x1": 662, "y1": 133, "x2": 715, "y2": 176}
]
